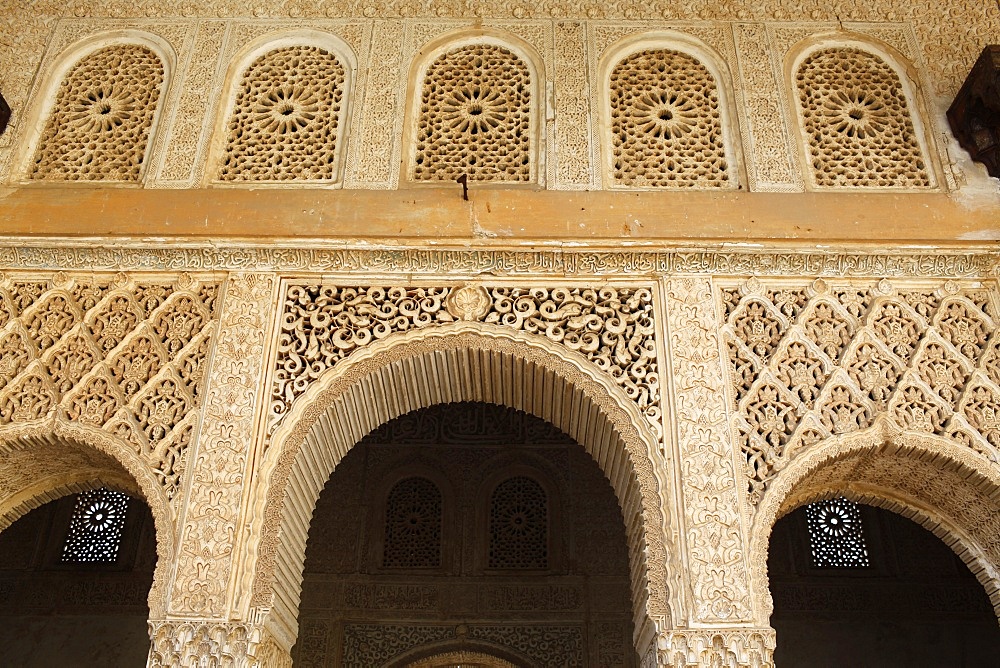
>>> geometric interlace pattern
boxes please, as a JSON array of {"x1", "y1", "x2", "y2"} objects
[
  {"x1": 62, "y1": 487, "x2": 130, "y2": 563},
  {"x1": 796, "y1": 48, "x2": 931, "y2": 189},
  {"x1": 0, "y1": 273, "x2": 219, "y2": 501},
  {"x1": 219, "y1": 46, "x2": 346, "y2": 182},
  {"x1": 30, "y1": 44, "x2": 164, "y2": 182},
  {"x1": 610, "y1": 48, "x2": 730, "y2": 188},
  {"x1": 413, "y1": 44, "x2": 532, "y2": 182},
  {"x1": 805, "y1": 497, "x2": 870, "y2": 568},
  {"x1": 722, "y1": 279, "x2": 1000, "y2": 505}
]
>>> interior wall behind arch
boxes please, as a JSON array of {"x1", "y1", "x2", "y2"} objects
[
  {"x1": 0, "y1": 492, "x2": 157, "y2": 666},
  {"x1": 293, "y1": 402, "x2": 637, "y2": 667},
  {"x1": 768, "y1": 502, "x2": 1000, "y2": 667}
]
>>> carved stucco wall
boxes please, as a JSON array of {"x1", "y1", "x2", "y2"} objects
[
  {"x1": 3, "y1": 7, "x2": 997, "y2": 191},
  {"x1": 0, "y1": 246, "x2": 992, "y2": 666}
]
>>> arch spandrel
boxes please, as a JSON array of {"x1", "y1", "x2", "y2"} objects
[
  {"x1": 243, "y1": 323, "x2": 676, "y2": 654},
  {"x1": 750, "y1": 421, "x2": 1000, "y2": 626},
  {"x1": 0, "y1": 415, "x2": 176, "y2": 619}
]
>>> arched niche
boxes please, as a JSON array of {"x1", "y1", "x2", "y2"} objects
[
  {"x1": 0, "y1": 415, "x2": 174, "y2": 619},
  {"x1": 401, "y1": 29, "x2": 546, "y2": 185},
  {"x1": 243, "y1": 323, "x2": 674, "y2": 656},
  {"x1": 784, "y1": 32, "x2": 943, "y2": 190},
  {"x1": 750, "y1": 420, "x2": 1000, "y2": 626},
  {"x1": 205, "y1": 28, "x2": 358, "y2": 186},
  {"x1": 15, "y1": 29, "x2": 177, "y2": 183},
  {"x1": 597, "y1": 30, "x2": 745, "y2": 190}
]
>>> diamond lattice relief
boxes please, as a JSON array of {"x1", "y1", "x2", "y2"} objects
[
  {"x1": 413, "y1": 44, "x2": 532, "y2": 182},
  {"x1": 220, "y1": 46, "x2": 345, "y2": 181},
  {"x1": 0, "y1": 275, "x2": 218, "y2": 502},
  {"x1": 796, "y1": 48, "x2": 930, "y2": 188},
  {"x1": 31, "y1": 45, "x2": 164, "y2": 181},
  {"x1": 610, "y1": 49, "x2": 729, "y2": 188},
  {"x1": 724, "y1": 282, "x2": 1000, "y2": 507}
]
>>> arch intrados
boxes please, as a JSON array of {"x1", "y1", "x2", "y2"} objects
[
  {"x1": 249, "y1": 324, "x2": 671, "y2": 652},
  {"x1": 15, "y1": 29, "x2": 176, "y2": 180},
  {"x1": 0, "y1": 418, "x2": 174, "y2": 617},
  {"x1": 752, "y1": 426, "x2": 1000, "y2": 625}
]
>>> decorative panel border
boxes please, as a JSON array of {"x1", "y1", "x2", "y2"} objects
[{"x1": 0, "y1": 243, "x2": 995, "y2": 278}]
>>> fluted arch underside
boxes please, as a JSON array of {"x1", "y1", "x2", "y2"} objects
[
  {"x1": 0, "y1": 417, "x2": 174, "y2": 618},
  {"x1": 751, "y1": 426, "x2": 1000, "y2": 625},
  {"x1": 251, "y1": 325, "x2": 672, "y2": 651}
]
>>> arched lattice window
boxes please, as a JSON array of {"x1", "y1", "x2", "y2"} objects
[
  {"x1": 30, "y1": 44, "x2": 165, "y2": 182},
  {"x1": 488, "y1": 476, "x2": 548, "y2": 569},
  {"x1": 382, "y1": 477, "x2": 442, "y2": 568},
  {"x1": 412, "y1": 43, "x2": 532, "y2": 183},
  {"x1": 805, "y1": 497, "x2": 870, "y2": 568},
  {"x1": 219, "y1": 45, "x2": 346, "y2": 182},
  {"x1": 795, "y1": 47, "x2": 931, "y2": 188},
  {"x1": 61, "y1": 487, "x2": 130, "y2": 563},
  {"x1": 609, "y1": 48, "x2": 730, "y2": 188}
]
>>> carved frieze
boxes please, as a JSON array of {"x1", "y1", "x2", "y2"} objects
[
  {"x1": 655, "y1": 628, "x2": 775, "y2": 668},
  {"x1": 148, "y1": 617, "x2": 291, "y2": 668},
  {"x1": 0, "y1": 244, "x2": 994, "y2": 279}
]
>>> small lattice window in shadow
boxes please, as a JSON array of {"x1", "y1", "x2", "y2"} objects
[
  {"x1": 382, "y1": 477, "x2": 442, "y2": 569},
  {"x1": 488, "y1": 476, "x2": 548, "y2": 569},
  {"x1": 61, "y1": 488, "x2": 130, "y2": 563},
  {"x1": 805, "y1": 497, "x2": 870, "y2": 568}
]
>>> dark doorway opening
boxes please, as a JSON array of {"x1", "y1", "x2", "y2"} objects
[
  {"x1": 0, "y1": 489, "x2": 157, "y2": 667},
  {"x1": 292, "y1": 402, "x2": 638, "y2": 667},
  {"x1": 769, "y1": 499, "x2": 1000, "y2": 667}
]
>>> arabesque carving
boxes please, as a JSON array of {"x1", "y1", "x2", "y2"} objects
[
  {"x1": 0, "y1": 272, "x2": 218, "y2": 504},
  {"x1": 270, "y1": 284, "x2": 662, "y2": 444},
  {"x1": 170, "y1": 273, "x2": 275, "y2": 617},
  {"x1": 666, "y1": 278, "x2": 753, "y2": 622},
  {"x1": 723, "y1": 278, "x2": 1000, "y2": 508}
]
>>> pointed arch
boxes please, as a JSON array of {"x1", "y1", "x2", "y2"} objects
[
  {"x1": 244, "y1": 323, "x2": 674, "y2": 654},
  {"x1": 750, "y1": 420, "x2": 1000, "y2": 626},
  {"x1": 0, "y1": 414, "x2": 175, "y2": 618}
]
